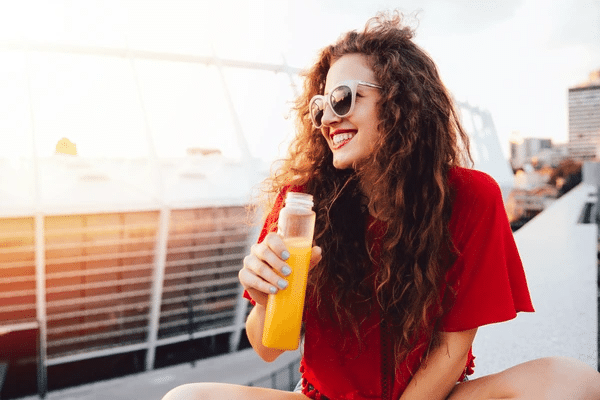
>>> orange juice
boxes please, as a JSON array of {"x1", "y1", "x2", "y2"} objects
[{"x1": 262, "y1": 237, "x2": 312, "y2": 350}]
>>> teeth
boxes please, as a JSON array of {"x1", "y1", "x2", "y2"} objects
[{"x1": 332, "y1": 133, "x2": 354, "y2": 145}]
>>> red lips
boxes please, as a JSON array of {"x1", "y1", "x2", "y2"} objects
[{"x1": 329, "y1": 129, "x2": 357, "y2": 150}]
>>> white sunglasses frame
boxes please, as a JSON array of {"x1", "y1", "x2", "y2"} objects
[{"x1": 309, "y1": 80, "x2": 382, "y2": 128}]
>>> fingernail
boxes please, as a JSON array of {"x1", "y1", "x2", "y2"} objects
[
  {"x1": 281, "y1": 250, "x2": 290, "y2": 260},
  {"x1": 277, "y1": 279, "x2": 288, "y2": 289},
  {"x1": 281, "y1": 265, "x2": 292, "y2": 276},
  {"x1": 269, "y1": 286, "x2": 277, "y2": 294}
]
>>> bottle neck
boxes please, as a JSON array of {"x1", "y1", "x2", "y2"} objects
[{"x1": 285, "y1": 192, "x2": 313, "y2": 210}]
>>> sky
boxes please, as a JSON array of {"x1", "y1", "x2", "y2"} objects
[{"x1": 0, "y1": 0, "x2": 598, "y2": 162}]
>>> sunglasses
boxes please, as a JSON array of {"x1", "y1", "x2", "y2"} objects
[{"x1": 309, "y1": 80, "x2": 382, "y2": 128}]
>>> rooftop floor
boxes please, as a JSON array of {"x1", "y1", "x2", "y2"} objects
[
  {"x1": 471, "y1": 182, "x2": 598, "y2": 376},
  {"x1": 13, "y1": 183, "x2": 598, "y2": 399}
]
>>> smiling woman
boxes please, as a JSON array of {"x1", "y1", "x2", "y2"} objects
[
  {"x1": 162, "y1": 10, "x2": 600, "y2": 400},
  {"x1": 314, "y1": 55, "x2": 383, "y2": 170}
]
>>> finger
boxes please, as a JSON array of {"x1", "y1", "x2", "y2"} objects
[
  {"x1": 309, "y1": 246, "x2": 322, "y2": 269},
  {"x1": 252, "y1": 240, "x2": 292, "y2": 279},
  {"x1": 244, "y1": 252, "x2": 289, "y2": 292},
  {"x1": 238, "y1": 267, "x2": 269, "y2": 306},
  {"x1": 238, "y1": 270, "x2": 268, "y2": 306},
  {"x1": 246, "y1": 290, "x2": 267, "y2": 307},
  {"x1": 262, "y1": 232, "x2": 291, "y2": 262}
]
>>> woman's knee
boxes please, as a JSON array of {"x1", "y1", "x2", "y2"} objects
[
  {"x1": 161, "y1": 382, "x2": 305, "y2": 400},
  {"x1": 162, "y1": 383, "x2": 213, "y2": 400},
  {"x1": 499, "y1": 356, "x2": 600, "y2": 400},
  {"x1": 542, "y1": 356, "x2": 600, "y2": 399},
  {"x1": 450, "y1": 357, "x2": 600, "y2": 400}
]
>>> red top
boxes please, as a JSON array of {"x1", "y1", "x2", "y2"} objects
[{"x1": 244, "y1": 167, "x2": 534, "y2": 399}]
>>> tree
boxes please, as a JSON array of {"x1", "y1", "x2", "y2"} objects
[{"x1": 549, "y1": 159, "x2": 582, "y2": 196}]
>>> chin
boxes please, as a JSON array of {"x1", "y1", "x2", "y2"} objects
[
  {"x1": 332, "y1": 159, "x2": 353, "y2": 170},
  {"x1": 332, "y1": 154, "x2": 367, "y2": 170}
]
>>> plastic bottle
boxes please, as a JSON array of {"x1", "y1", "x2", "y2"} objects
[{"x1": 262, "y1": 192, "x2": 316, "y2": 350}]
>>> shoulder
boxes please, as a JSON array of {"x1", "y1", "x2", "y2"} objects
[
  {"x1": 448, "y1": 166, "x2": 503, "y2": 205},
  {"x1": 447, "y1": 167, "x2": 507, "y2": 234}
]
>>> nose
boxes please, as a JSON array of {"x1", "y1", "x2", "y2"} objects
[{"x1": 320, "y1": 102, "x2": 342, "y2": 127}]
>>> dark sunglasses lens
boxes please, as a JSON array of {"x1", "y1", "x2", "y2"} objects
[
  {"x1": 311, "y1": 98, "x2": 324, "y2": 127},
  {"x1": 331, "y1": 86, "x2": 352, "y2": 116}
]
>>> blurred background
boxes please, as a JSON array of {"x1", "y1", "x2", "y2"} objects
[{"x1": 0, "y1": 0, "x2": 598, "y2": 399}]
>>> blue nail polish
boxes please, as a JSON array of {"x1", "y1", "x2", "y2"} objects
[
  {"x1": 269, "y1": 286, "x2": 277, "y2": 294},
  {"x1": 277, "y1": 279, "x2": 288, "y2": 289},
  {"x1": 281, "y1": 265, "x2": 292, "y2": 276},
  {"x1": 281, "y1": 250, "x2": 290, "y2": 260}
]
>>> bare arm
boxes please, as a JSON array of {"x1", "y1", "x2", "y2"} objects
[
  {"x1": 399, "y1": 328, "x2": 477, "y2": 400},
  {"x1": 239, "y1": 232, "x2": 322, "y2": 362},
  {"x1": 245, "y1": 303, "x2": 286, "y2": 362}
]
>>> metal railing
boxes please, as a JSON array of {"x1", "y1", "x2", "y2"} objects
[{"x1": 0, "y1": 204, "x2": 253, "y2": 398}]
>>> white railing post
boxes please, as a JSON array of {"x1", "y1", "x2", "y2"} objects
[
  {"x1": 25, "y1": 48, "x2": 48, "y2": 398},
  {"x1": 34, "y1": 212, "x2": 47, "y2": 397},
  {"x1": 127, "y1": 52, "x2": 170, "y2": 371},
  {"x1": 145, "y1": 207, "x2": 170, "y2": 370}
]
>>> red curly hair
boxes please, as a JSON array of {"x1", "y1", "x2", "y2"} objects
[{"x1": 262, "y1": 11, "x2": 472, "y2": 369}]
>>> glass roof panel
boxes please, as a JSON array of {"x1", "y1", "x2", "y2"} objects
[
  {"x1": 0, "y1": 51, "x2": 32, "y2": 160},
  {"x1": 134, "y1": 59, "x2": 240, "y2": 159},
  {"x1": 222, "y1": 67, "x2": 297, "y2": 162},
  {"x1": 27, "y1": 51, "x2": 148, "y2": 158}
]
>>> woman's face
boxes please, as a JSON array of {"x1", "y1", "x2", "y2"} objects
[{"x1": 320, "y1": 53, "x2": 382, "y2": 170}]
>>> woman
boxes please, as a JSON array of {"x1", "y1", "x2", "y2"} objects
[{"x1": 163, "y1": 12, "x2": 600, "y2": 400}]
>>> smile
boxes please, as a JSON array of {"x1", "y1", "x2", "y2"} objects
[{"x1": 330, "y1": 130, "x2": 356, "y2": 149}]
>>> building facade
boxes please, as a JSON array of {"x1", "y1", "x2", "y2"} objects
[
  {"x1": 568, "y1": 70, "x2": 600, "y2": 161},
  {"x1": 510, "y1": 137, "x2": 553, "y2": 170}
]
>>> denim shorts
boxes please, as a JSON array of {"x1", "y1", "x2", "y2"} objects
[{"x1": 293, "y1": 379, "x2": 303, "y2": 393}]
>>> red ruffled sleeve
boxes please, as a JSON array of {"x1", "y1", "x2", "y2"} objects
[{"x1": 441, "y1": 168, "x2": 534, "y2": 332}]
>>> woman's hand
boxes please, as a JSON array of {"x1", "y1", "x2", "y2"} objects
[{"x1": 239, "y1": 232, "x2": 322, "y2": 306}]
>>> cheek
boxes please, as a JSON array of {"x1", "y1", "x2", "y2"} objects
[
  {"x1": 360, "y1": 137, "x2": 377, "y2": 156},
  {"x1": 356, "y1": 107, "x2": 380, "y2": 133},
  {"x1": 360, "y1": 125, "x2": 380, "y2": 150}
]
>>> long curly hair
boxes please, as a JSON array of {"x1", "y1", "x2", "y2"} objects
[{"x1": 263, "y1": 11, "x2": 472, "y2": 369}]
